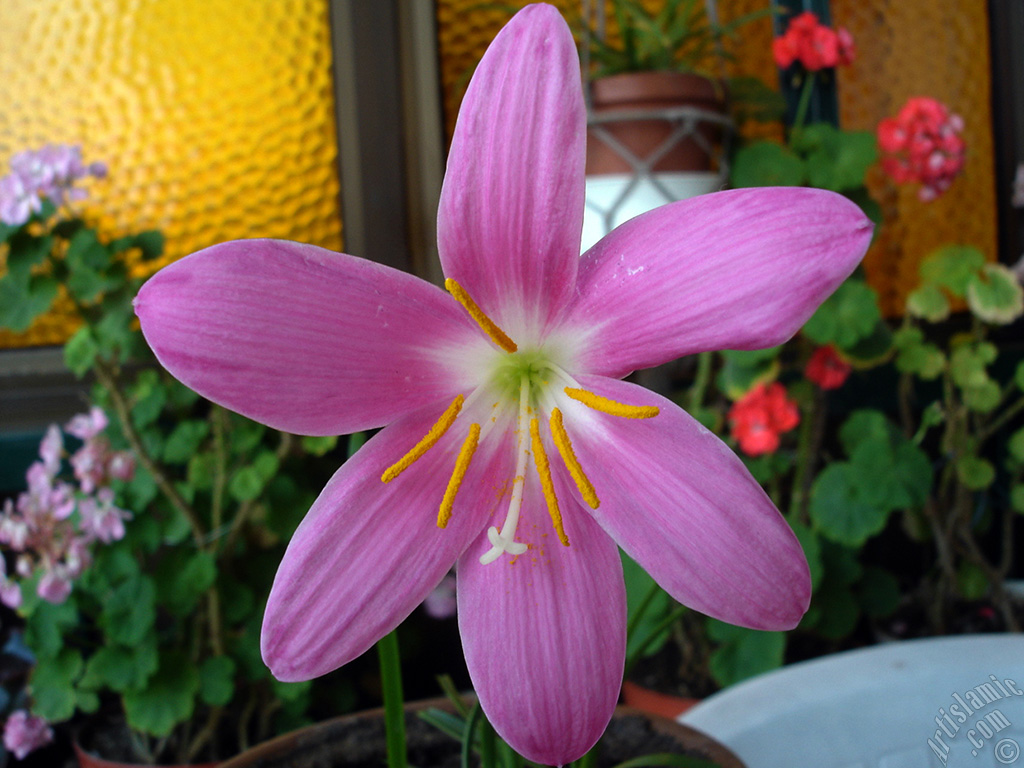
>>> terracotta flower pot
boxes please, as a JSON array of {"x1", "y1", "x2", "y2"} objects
[
  {"x1": 586, "y1": 71, "x2": 727, "y2": 176},
  {"x1": 621, "y1": 680, "x2": 700, "y2": 720},
  {"x1": 218, "y1": 698, "x2": 745, "y2": 768},
  {"x1": 73, "y1": 740, "x2": 219, "y2": 768}
]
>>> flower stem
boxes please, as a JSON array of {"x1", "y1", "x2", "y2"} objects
[
  {"x1": 791, "y1": 72, "x2": 816, "y2": 136},
  {"x1": 377, "y1": 629, "x2": 408, "y2": 768}
]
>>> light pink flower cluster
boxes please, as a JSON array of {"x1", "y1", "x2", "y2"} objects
[
  {"x1": 0, "y1": 144, "x2": 107, "y2": 226},
  {"x1": 772, "y1": 12, "x2": 855, "y2": 71},
  {"x1": 2, "y1": 710, "x2": 53, "y2": 760},
  {"x1": 877, "y1": 97, "x2": 966, "y2": 201},
  {"x1": 0, "y1": 407, "x2": 134, "y2": 607}
]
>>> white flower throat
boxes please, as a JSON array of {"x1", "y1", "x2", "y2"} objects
[{"x1": 381, "y1": 279, "x2": 658, "y2": 564}]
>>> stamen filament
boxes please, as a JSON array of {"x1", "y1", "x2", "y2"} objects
[
  {"x1": 550, "y1": 408, "x2": 600, "y2": 509},
  {"x1": 480, "y1": 376, "x2": 531, "y2": 564},
  {"x1": 438, "y1": 423, "x2": 481, "y2": 528},
  {"x1": 381, "y1": 394, "x2": 464, "y2": 483},
  {"x1": 530, "y1": 417, "x2": 568, "y2": 546},
  {"x1": 445, "y1": 278, "x2": 518, "y2": 353},
  {"x1": 564, "y1": 387, "x2": 659, "y2": 419}
]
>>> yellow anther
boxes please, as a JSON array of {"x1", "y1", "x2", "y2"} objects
[
  {"x1": 549, "y1": 408, "x2": 599, "y2": 509},
  {"x1": 529, "y1": 417, "x2": 568, "y2": 546},
  {"x1": 564, "y1": 387, "x2": 659, "y2": 419},
  {"x1": 438, "y1": 423, "x2": 481, "y2": 528},
  {"x1": 382, "y1": 394, "x2": 464, "y2": 483},
  {"x1": 445, "y1": 278, "x2": 518, "y2": 353}
]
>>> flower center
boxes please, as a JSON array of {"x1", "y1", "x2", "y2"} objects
[{"x1": 380, "y1": 279, "x2": 659, "y2": 564}]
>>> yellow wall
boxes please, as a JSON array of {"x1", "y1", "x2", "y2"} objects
[{"x1": 0, "y1": 0, "x2": 343, "y2": 348}]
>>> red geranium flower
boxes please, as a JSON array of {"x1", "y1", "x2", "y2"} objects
[
  {"x1": 772, "y1": 12, "x2": 854, "y2": 72},
  {"x1": 728, "y1": 383, "x2": 800, "y2": 457},
  {"x1": 877, "y1": 96, "x2": 965, "y2": 201},
  {"x1": 805, "y1": 345, "x2": 852, "y2": 390}
]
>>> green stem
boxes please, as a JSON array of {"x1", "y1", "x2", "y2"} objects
[
  {"x1": 688, "y1": 352, "x2": 713, "y2": 413},
  {"x1": 626, "y1": 580, "x2": 663, "y2": 639},
  {"x1": 377, "y1": 630, "x2": 407, "y2": 768},
  {"x1": 479, "y1": 715, "x2": 497, "y2": 768},
  {"x1": 791, "y1": 72, "x2": 816, "y2": 136}
]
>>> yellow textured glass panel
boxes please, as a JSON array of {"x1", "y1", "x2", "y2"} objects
[
  {"x1": 0, "y1": 0, "x2": 343, "y2": 348},
  {"x1": 832, "y1": 0, "x2": 997, "y2": 315}
]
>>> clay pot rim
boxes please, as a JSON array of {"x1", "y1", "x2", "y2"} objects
[
  {"x1": 217, "y1": 697, "x2": 745, "y2": 768},
  {"x1": 590, "y1": 70, "x2": 727, "y2": 108}
]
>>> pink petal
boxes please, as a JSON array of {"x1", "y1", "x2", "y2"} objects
[
  {"x1": 457, "y1": 483, "x2": 626, "y2": 766},
  {"x1": 438, "y1": 4, "x2": 585, "y2": 336},
  {"x1": 262, "y1": 401, "x2": 513, "y2": 681},
  {"x1": 135, "y1": 239, "x2": 478, "y2": 435},
  {"x1": 568, "y1": 188, "x2": 873, "y2": 377},
  {"x1": 567, "y1": 375, "x2": 810, "y2": 630}
]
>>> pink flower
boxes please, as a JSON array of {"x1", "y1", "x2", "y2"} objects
[
  {"x1": 805, "y1": 345, "x2": 852, "y2": 390},
  {"x1": 2, "y1": 711, "x2": 52, "y2": 760},
  {"x1": 423, "y1": 573, "x2": 457, "y2": 619},
  {"x1": 878, "y1": 96, "x2": 965, "y2": 201},
  {"x1": 0, "y1": 172, "x2": 41, "y2": 226},
  {"x1": 37, "y1": 568, "x2": 73, "y2": 604},
  {"x1": 728, "y1": 383, "x2": 801, "y2": 456},
  {"x1": 65, "y1": 406, "x2": 109, "y2": 441},
  {"x1": 134, "y1": 5, "x2": 871, "y2": 764},
  {"x1": 0, "y1": 555, "x2": 22, "y2": 609}
]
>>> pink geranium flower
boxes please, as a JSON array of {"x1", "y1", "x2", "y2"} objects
[
  {"x1": 728, "y1": 383, "x2": 801, "y2": 456},
  {"x1": 134, "y1": 5, "x2": 871, "y2": 764}
]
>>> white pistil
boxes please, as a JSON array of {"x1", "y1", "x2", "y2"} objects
[{"x1": 479, "y1": 375, "x2": 531, "y2": 564}]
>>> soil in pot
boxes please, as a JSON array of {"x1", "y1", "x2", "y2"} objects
[{"x1": 219, "y1": 703, "x2": 744, "y2": 768}]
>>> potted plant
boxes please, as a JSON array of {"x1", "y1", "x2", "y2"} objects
[
  {"x1": 581, "y1": 0, "x2": 767, "y2": 176},
  {"x1": 0, "y1": 146, "x2": 344, "y2": 765}
]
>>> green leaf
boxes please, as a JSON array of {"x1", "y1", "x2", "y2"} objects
[
  {"x1": 966, "y1": 263, "x2": 1024, "y2": 324},
  {"x1": 730, "y1": 141, "x2": 805, "y2": 188},
  {"x1": 622, "y1": 551, "x2": 675, "y2": 660},
  {"x1": 30, "y1": 649, "x2": 82, "y2": 721},
  {"x1": 919, "y1": 245, "x2": 986, "y2": 296},
  {"x1": 1009, "y1": 428, "x2": 1024, "y2": 463},
  {"x1": 80, "y1": 635, "x2": 159, "y2": 693},
  {"x1": 957, "y1": 562, "x2": 989, "y2": 600},
  {"x1": 715, "y1": 347, "x2": 781, "y2": 399},
  {"x1": 5, "y1": 231, "x2": 53, "y2": 286},
  {"x1": 199, "y1": 656, "x2": 236, "y2": 707},
  {"x1": 301, "y1": 434, "x2": 338, "y2": 456},
  {"x1": 186, "y1": 451, "x2": 216, "y2": 491},
  {"x1": 23, "y1": 596, "x2": 79, "y2": 659},
  {"x1": 123, "y1": 654, "x2": 199, "y2": 737},
  {"x1": 790, "y1": 522, "x2": 823, "y2": 590},
  {"x1": 810, "y1": 463, "x2": 890, "y2": 546},
  {"x1": 101, "y1": 575, "x2": 157, "y2": 646},
  {"x1": 906, "y1": 284, "x2": 950, "y2": 322},
  {"x1": 802, "y1": 279, "x2": 881, "y2": 350},
  {"x1": 838, "y1": 410, "x2": 891, "y2": 454},
  {"x1": 158, "y1": 551, "x2": 217, "y2": 616},
  {"x1": 133, "y1": 230, "x2": 165, "y2": 260},
  {"x1": 0, "y1": 274, "x2": 58, "y2": 331},
  {"x1": 795, "y1": 125, "x2": 877, "y2": 193},
  {"x1": 230, "y1": 466, "x2": 266, "y2": 502},
  {"x1": 892, "y1": 326, "x2": 945, "y2": 380},
  {"x1": 271, "y1": 678, "x2": 312, "y2": 703},
  {"x1": 706, "y1": 620, "x2": 785, "y2": 687},
  {"x1": 64, "y1": 326, "x2": 99, "y2": 377},
  {"x1": 955, "y1": 455, "x2": 995, "y2": 490},
  {"x1": 1010, "y1": 484, "x2": 1024, "y2": 514},
  {"x1": 163, "y1": 419, "x2": 211, "y2": 464}
]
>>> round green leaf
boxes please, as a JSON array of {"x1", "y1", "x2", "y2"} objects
[
  {"x1": 966, "y1": 263, "x2": 1024, "y2": 324},
  {"x1": 955, "y1": 455, "x2": 995, "y2": 490},
  {"x1": 906, "y1": 284, "x2": 950, "y2": 322},
  {"x1": 731, "y1": 141, "x2": 805, "y2": 188},
  {"x1": 802, "y1": 279, "x2": 881, "y2": 350},
  {"x1": 919, "y1": 245, "x2": 986, "y2": 296}
]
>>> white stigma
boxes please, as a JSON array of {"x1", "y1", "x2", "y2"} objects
[{"x1": 479, "y1": 375, "x2": 531, "y2": 564}]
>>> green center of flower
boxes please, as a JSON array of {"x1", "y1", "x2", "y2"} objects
[{"x1": 379, "y1": 279, "x2": 660, "y2": 565}]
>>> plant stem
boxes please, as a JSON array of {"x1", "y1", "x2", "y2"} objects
[
  {"x1": 791, "y1": 72, "x2": 816, "y2": 136},
  {"x1": 378, "y1": 629, "x2": 408, "y2": 768},
  {"x1": 624, "y1": 604, "x2": 688, "y2": 679},
  {"x1": 93, "y1": 359, "x2": 205, "y2": 548},
  {"x1": 687, "y1": 352, "x2": 713, "y2": 413}
]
